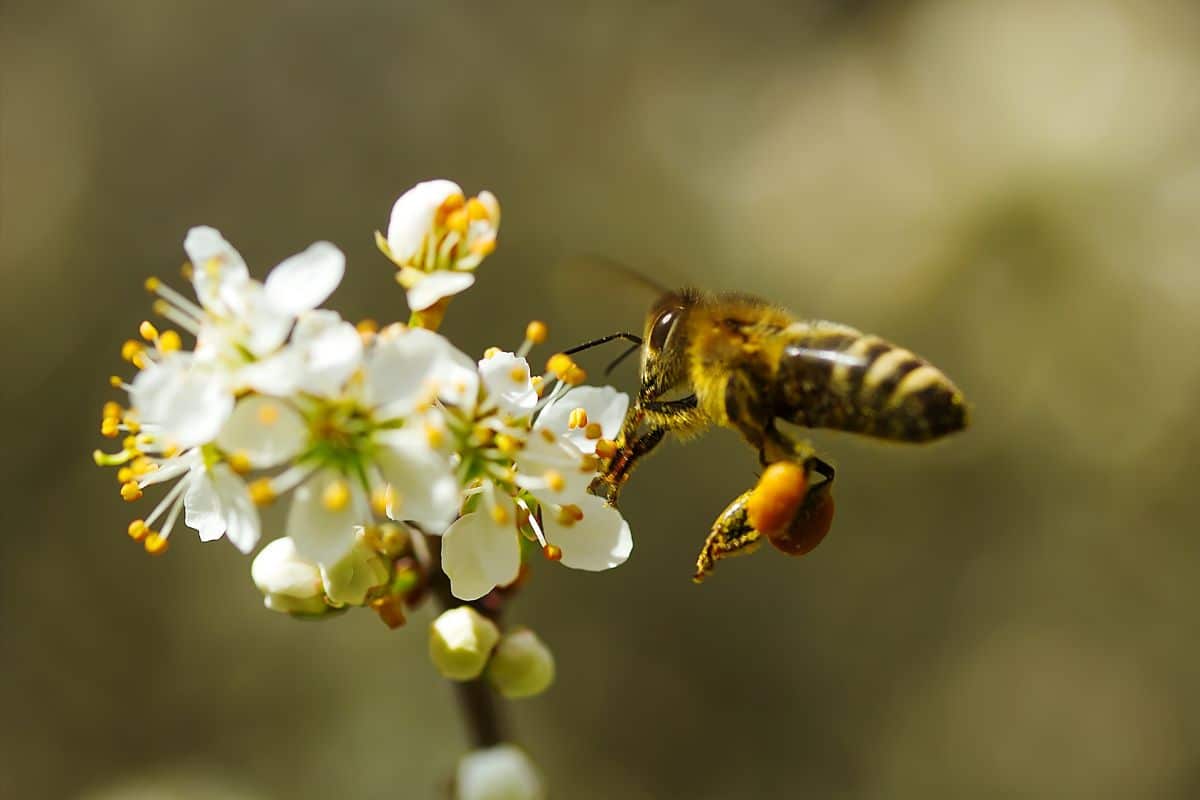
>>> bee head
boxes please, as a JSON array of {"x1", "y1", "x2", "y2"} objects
[{"x1": 639, "y1": 289, "x2": 701, "y2": 404}]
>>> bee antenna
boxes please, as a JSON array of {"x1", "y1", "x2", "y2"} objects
[
  {"x1": 561, "y1": 332, "x2": 642, "y2": 357},
  {"x1": 604, "y1": 343, "x2": 642, "y2": 375}
]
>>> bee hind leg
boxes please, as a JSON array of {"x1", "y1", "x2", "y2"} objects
[{"x1": 693, "y1": 490, "x2": 762, "y2": 583}]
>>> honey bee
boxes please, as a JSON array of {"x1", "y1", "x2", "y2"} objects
[{"x1": 576, "y1": 287, "x2": 969, "y2": 581}]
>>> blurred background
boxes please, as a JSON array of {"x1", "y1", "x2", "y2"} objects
[{"x1": 4, "y1": 0, "x2": 1200, "y2": 797}]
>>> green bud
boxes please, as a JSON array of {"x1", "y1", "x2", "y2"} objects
[
  {"x1": 486, "y1": 628, "x2": 555, "y2": 699},
  {"x1": 429, "y1": 606, "x2": 501, "y2": 680}
]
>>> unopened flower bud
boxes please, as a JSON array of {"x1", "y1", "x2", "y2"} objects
[
  {"x1": 321, "y1": 541, "x2": 390, "y2": 607},
  {"x1": 456, "y1": 744, "x2": 545, "y2": 800},
  {"x1": 251, "y1": 537, "x2": 328, "y2": 616},
  {"x1": 429, "y1": 606, "x2": 500, "y2": 680},
  {"x1": 486, "y1": 628, "x2": 555, "y2": 699}
]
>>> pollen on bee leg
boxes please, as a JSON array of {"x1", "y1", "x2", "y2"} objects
[
  {"x1": 143, "y1": 532, "x2": 169, "y2": 555},
  {"x1": 746, "y1": 461, "x2": 808, "y2": 537},
  {"x1": 542, "y1": 544, "x2": 563, "y2": 562},
  {"x1": 321, "y1": 480, "x2": 351, "y2": 512},
  {"x1": 567, "y1": 408, "x2": 588, "y2": 430},
  {"x1": 248, "y1": 478, "x2": 276, "y2": 506},
  {"x1": 120, "y1": 481, "x2": 143, "y2": 502}
]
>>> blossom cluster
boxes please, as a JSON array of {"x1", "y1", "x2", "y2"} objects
[{"x1": 93, "y1": 181, "x2": 633, "y2": 706}]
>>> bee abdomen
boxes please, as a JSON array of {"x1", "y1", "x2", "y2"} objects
[{"x1": 777, "y1": 325, "x2": 967, "y2": 442}]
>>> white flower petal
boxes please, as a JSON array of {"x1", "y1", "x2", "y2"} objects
[
  {"x1": 216, "y1": 395, "x2": 307, "y2": 469},
  {"x1": 441, "y1": 511, "x2": 522, "y2": 601},
  {"x1": 478, "y1": 352, "x2": 537, "y2": 417},
  {"x1": 321, "y1": 542, "x2": 389, "y2": 606},
  {"x1": 237, "y1": 282, "x2": 293, "y2": 357},
  {"x1": 184, "y1": 226, "x2": 249, "y2": 310},
  {"x1": 183, "y1": 464, "x2": 260, "y2": 552},
  {"x1": 456, "y1": 745, "x2": 544, "y2": 800},
  {"x1": 252, "y1": 538, "x2": 323, "y2": 598},
  {"x1": 237, "y1": 348, "x2": 302, "y2": 396},
  {"x1": 292, "y1": 310, "x2": 363, "y2": 397},
  {"x1": 183, "y1": 472, "x2": 223, "y2": 542},
  {"x1": 133, "y1": 359, "x2": 234, "y2": 448},
  {"x1": 516, "y1": 432, "x2": 592, "y2": 501},
  {"x1": 406, "y1": 271, "x2": 475, "y2": 311},
  {"x1": 535, "y1": 385, "x2": 629, "y2": 455},
  {"x1": 386, "y1": 179, "x2": 462, "y2": 263},
  {"x1": 543, "y1": 494, "x2": 632, "y2": 572},
  {"x1": 365, "y1": 326, "x2": 478, "y2": 416},
  {"x1": 286, "y1": 469, "x2": 365, "y2": 567},
  {"x1": 375, "y1": 425, "x2": 461, "y2": 534},
  {"x1": 264, "y1": 241, "x2": 345, "y2": 315}
]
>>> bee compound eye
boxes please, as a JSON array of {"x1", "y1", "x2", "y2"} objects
[{"x1": 649, "y1": 308, "x2": 680, "y2": 351}]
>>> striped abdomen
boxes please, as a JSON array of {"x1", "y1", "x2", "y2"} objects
[{"x1": 773, "y1": 322, "x2": 967, "y2": 442}]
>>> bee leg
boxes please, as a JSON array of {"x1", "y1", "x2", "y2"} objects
[
  {"x1": 588, "y1": 426, "x2": 665, "y2": 504},
  {"x1": 693, "y1": 490, "x2": 763, "y2": 583}
]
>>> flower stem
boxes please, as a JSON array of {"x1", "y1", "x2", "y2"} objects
[{"x1": 427, "y1": 534, "x2": 507, "y2": 748}]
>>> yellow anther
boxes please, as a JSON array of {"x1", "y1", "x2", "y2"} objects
[
  {"x1": 228, "y1": 450, "x2": 252, "y2": 474},
  {"x1": 484, "y1": 346, "x2": 502, "y2": 359},
  {"x1": 467, "y1": 196, "x2": 492, "y2": 221},
  {"x1": 158, "y1": 330, "x2": 182, "y2": 353},
  {"x1": 584, "y1": 422, "x2": 603, "y2": 440},
  {"x1": 543, "y1": 470, "x2": 565, "y2": 493},
  {"x1": 563, "y1": 366, "x2": 587, "y2": 386},
  {"x1": 117, "y1": 467, "x2": 134, "y2": 483},
  {"x1": 321, "y1": 479, "x2": 351, "y2": 512},
  {"x1": 130, "y1": 352, "x2": 147, "y2": 370},
  {"x1": 437, "y1": 192, "x2": 466, "y2": 219},
  {"x1": 103, "y1": 401, "x2": 123, "y2": 419},
  {"x1": 143, "y1": 276, "x2": 161, "y2": 292},
  {"x1": 139, "y1": 320, "x2": 159, "y2": 341},
  {"x1": 120, "y1": 481, "x2": 143, "y2": 502},
  {"x1": 473, "y1": 425, "x2": 496, "y2": 446},
  {"x1": 356, "y1": 318, "x2": 379, "y2": 335},
  {"x1": 248, "y1": 478, "x2": 276, "y2": 505},
  {"x1": 256, "y1": 403, "x2": 280, "y2": 426},
  {"x1": 555, "y1": 503, "x2": 583, "y2": 526},
  {"x1": 524, "y1": 320, "x2": 548, "y2": 344},
  {"x1": 151, "y1": 299, "x2": 170, "y2": 317},
  {"x1": 595, "y1": 439, "x2": 618, "y2": 460},
  {"x1": 568, "y1": 407, "x2": 588, "y2": 430},
  {"x1": 471, "y1": 237, "x2": 497, "y2": 257},
  {"x1": 143, "y1": 532, "x2": 169, "y2": 555},
  {"x1": 162, "y1": 442, "x2": 180, "y2": 458},
  {"x1": 542, "y1": 544, "x2": 563, "y2": 562},
  {"x1": 123, "y1": 417, "x2": 141, "y2": 434},
  {"x1": 531, "y1": 375, "x2": 545, "y2": 395},
  {"x1": 371, "y1": 486, "x2": 395, "y2": 517},
  {"x1": 509, "y1": 365, "x2": 528, "y2": 384},
  {"x1": 491, "y1": 503, "x2": 511, "y2": 525},
  {"x1": 130, "y1": 456, "x2": 154, "y2": 475},
  {"x1": 495, "y1": 434, "x2": 520, "y2": 456},
  {"x1": 127, "y1": 519, "x2": 148, "y2": 541},
  {"x1": 425, "y1": 423, "x2": 445, "y2": 449},
  {"x1": 539, "y1": 428, "x2": 556, "y2": 444},
  {"x1": 204, "y1": 256, "x2": 223, "y2": 277},
  {"x1": 120, "y1": 340, "x2": 143, "y2": 362},
  {"x1": 180, "y1": 262, "x2": 193, "y2": 279},
  {"x1": 122, "y1": 435, "x2": 140, "y2": 451},
  {"x1": 546, "y1": 353, "x2": 572, "y2": 377},
  {"x1": 109, "y1": 375, "x2": 123, "y2": 388},
  {"x1": 101, "y1": 418, "x2": 120, "y2": 438},
  {"x1": 445, "y1": 207, "x2": 469, "y2": 234}
]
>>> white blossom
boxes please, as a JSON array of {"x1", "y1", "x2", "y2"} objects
[
  {"x1": 377, "y1": 180, "x2": 500, "y2": 311},
  {"x1": 456, "y1": 745, "x2": 545, "y2": 800}
]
